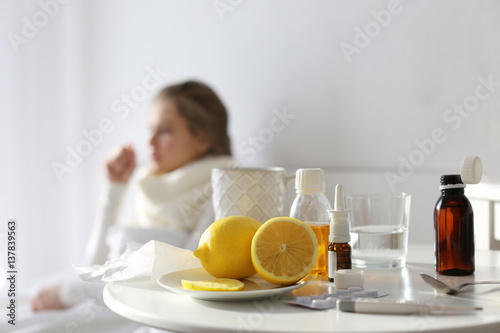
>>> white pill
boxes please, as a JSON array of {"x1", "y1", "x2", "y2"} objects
[
  {"x1": 364, "y1": 289, "x2": 378, "y2": 297},
  {"x1": 326, "y1": 298, "x2": 337, "y2": 307},
  {"x1": 311, "y1": 299, "x2": 328, "y2": 309},
  {"x1": 296, "y1": 296, "x2": 312, "y2": 306},
  {"x1": 311, "y1": 295, "x2": 325, "y2": 300}
]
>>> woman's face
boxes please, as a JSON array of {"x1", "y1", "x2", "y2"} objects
[{"x1": 148, "y1": 98, "x2": 209, "y2": 174}]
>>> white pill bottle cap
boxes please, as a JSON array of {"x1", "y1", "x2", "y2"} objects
[
  {"x1": 461, "y1": 156, "x2": 482, "y2": 184},
  {"x1": 334, "y1": 269, "x2": 364, "y2": 289},
  {"x1": 295, "y1": 168, "x2": 325, "y2": 194}
]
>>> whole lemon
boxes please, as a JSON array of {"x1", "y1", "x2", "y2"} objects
[{"x1": 194, "y1": 215, "x2": 262, "y2": 279}]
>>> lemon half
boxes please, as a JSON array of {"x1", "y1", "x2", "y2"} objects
[{"x1": 251, "y1": 217, "x2": 318, "y2": 285}]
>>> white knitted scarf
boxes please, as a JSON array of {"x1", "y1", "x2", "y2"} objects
[{"x1": 131, "y1": 155, "x2": 235, "y2": 233}]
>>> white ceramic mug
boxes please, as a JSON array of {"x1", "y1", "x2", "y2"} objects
[{"x1": 211, "y1": 167, "x2": 294, "y2": 222}]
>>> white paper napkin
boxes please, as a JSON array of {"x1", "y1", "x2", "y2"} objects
[{"x1": 73, "y1": 240, "x2": 202, "y2": 282}]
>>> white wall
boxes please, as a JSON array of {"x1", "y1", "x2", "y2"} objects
[{"x1": 1, "y1": 0, "x2": 500, "y2": 284}]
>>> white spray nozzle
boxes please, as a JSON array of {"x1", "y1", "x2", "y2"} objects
[
  {"x1": 329, "y1": 184, "x2": 351, "y2": 243},
  {"x1": 335, "y1": 184, "x2": 343, "y2": 210},
  {"x1": 331, "y1": 184, "x2": 349, "y2": 219}
]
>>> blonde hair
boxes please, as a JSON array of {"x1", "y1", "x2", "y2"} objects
[{"x1": 157, "y1": 81, "x2": 232, "y2": 157}]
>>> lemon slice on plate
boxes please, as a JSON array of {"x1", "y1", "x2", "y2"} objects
[
  {"x1": 181, "y1": 278, "x2": 244, "y2": 291},
  {"x1": 251, "y1": 217, "x2": 318, "y2": 285}
]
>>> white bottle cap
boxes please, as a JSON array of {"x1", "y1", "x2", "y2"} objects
[
  {"x1": 334, "y1": 269, "x2": 364, "y2": 289},
  {"x1": 461, "y1": 156, "x2": 482, "y2": 184},
  {"x1": 295, "y1": 168, "x2": 325, "y2": 193}
]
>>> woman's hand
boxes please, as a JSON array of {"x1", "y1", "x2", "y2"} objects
[
  {"x1": 31, "y1": 284, "x2": 68, "y2": 312},
  {"x1": 105, "y1": 144, "x2": 136, "y2": 183}
]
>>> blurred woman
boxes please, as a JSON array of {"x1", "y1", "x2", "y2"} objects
[{"x1": 31, "y1": 80, "x2": 234, "y2": 312}]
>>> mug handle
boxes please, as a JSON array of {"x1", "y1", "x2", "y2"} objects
[{"x1": 286, "y1": 175, "x2": 295, "y2": 187}]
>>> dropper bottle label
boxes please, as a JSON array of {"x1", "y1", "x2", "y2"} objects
[{"x1": 328, "y1": 251, "x2": 337, "y2": 281}]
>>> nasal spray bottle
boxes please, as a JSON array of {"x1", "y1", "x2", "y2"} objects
[{"x1": 328, "y1": 184, "x2": 352, "y2": 282}]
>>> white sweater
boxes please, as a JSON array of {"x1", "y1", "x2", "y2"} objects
[{"x1": 59, "y1": 155, "x2": 234, "y2": 307}]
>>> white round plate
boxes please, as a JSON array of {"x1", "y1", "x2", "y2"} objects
[{"x1": 157, "y1": 267, "x2": 312, "y2": 301}]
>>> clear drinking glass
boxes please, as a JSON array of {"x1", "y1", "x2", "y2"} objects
[{"x1": 346, "y1": 193, "x2": 411, "y2": 268}]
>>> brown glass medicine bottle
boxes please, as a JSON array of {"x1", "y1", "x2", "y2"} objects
[
  {"x1": 434, "y1": 174, "x2": 474, "y2": 276},
  {"x1": 328, "y1": 242, "x2": 351, "y2": 282}
]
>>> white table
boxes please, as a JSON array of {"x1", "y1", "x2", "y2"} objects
[{"x1": 103, "y1": 245, "x2": 500, "y2": 332}]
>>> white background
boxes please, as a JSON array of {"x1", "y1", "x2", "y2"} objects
[{"x1": 1, "y1": 0, "x2": 499, "y2": 287}]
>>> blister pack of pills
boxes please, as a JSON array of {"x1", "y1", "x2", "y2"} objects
[{"x1": 284, "y1": 287, "x2": 389, "y2": 310}]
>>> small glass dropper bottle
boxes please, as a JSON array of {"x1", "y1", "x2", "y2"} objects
[{"x1": 328, "y1": 184, "x2": 352, "y2": 282}]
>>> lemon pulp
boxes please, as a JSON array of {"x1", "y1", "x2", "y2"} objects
[{"x1": 251, "y1": 217, "x2": 318, "y2": 285}]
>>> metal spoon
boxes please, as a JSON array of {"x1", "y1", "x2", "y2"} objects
[{"x1": 420, "y1": 273, "x2": 500, "y2": 295}]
